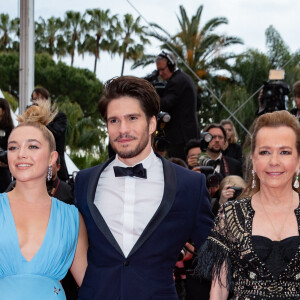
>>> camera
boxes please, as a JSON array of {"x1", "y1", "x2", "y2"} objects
[
  {"x1": 258, "y1": 70, "x2": 290, "y2": 115},
  {"x1": 143, "y1": 70, "x2": 166, "y2": 97},
  {"x1": 153, "y1": 111, "x2": 171, "y2": 153},
  {"x1": 199, "y1": 132, "x2": 212, "y2": 152},
  {"x1": 227, "y1": 186, "x2": 243, "y2": 200},
  {"x1": 197, "y1": 154, "x2": 221, "y2": 188}
]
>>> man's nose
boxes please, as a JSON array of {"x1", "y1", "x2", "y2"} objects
[{"x1": 119, "y1": 120, "x2": 130, "y2": 133}]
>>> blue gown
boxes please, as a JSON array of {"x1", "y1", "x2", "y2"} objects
[{"x1": 0, "y1": 193, "x2": 79, "y2": 300}]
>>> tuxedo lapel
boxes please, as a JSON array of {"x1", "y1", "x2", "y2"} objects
[
  {"x1": 128, "y1": 156, "x2": 177, "y2": 257},
  {"x1": 87, "y1": 156, "x2": 124, "y2": 257}
]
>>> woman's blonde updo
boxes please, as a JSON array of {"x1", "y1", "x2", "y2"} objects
[{"x1": 15, "y1": 100, "x2": 57, "y2": 152}]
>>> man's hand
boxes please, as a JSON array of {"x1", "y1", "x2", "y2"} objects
[{"x1": 187, "y1": 154, "x2": 199, "y2": 168}]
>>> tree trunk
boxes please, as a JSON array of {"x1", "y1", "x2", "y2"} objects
[
  {"x1": 120, "y1": 52, "x2": 126, "y2": 76},
  {"x1": 94, "y1": 56, "x2": 97, "y2": 74}
]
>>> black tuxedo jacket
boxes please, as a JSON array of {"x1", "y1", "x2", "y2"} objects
[{"x1": 75, "y1": 155, "x2": 213, "y2": 300}]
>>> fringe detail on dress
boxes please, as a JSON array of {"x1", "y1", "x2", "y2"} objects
[{"x1": 195, "y1": 239, "x2": 233, "y2": 291}]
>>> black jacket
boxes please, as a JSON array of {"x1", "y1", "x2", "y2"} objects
[
  {"x1": 160, "y1": 69, "x2": 200, "y2": 145},
  {"x1": 47, "y1": 112, "x2": 69, "y2": 181},
  {"x1": 220, "y1": 155, "x2": 243, "y2": 178}
]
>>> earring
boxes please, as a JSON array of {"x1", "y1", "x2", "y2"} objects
[
  {"x1": 47, "y1": 165, "x2": 53, "y2": 181},
  {"x1": 294, "y1": 170, "x2": 299, "y2": 189},
  {"x1": 252, "y1": 169, "x2": 256, "y2": 189}
]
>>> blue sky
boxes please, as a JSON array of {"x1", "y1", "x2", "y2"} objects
[{"x1": 2, "y1": 0, "x2": 300, "y2": 82}]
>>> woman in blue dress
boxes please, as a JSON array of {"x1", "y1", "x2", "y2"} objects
[{"x1": 0, "y1": 101, "x2": 88, "y2": 299}]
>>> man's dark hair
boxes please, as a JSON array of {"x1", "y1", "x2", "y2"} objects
[
  {"x1": 293, "y1": 80, "x2": 300, "y2": 97},
  {"x1": 31, "y1": 87, "x2": 50, "y2": 100},
  {"x1": 184, "y1": 139, "x2": 202, "y2": 158},
  {"x1": 203, "y1": 123, "x2": 226, "y2": 139},
  {"x1": 98, "y1": 76, "x2": 160, "y2": 121}
]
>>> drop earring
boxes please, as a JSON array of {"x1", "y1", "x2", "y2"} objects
[
  {"x1": 294, "y1": 170, "x2": 299, "y2": 189},
  {"x1": 47, "y1": 165, "x2": 53, "y2": 181},
  {"x1": 252, "y1": 169, "x2": 256, "y2": 189}
]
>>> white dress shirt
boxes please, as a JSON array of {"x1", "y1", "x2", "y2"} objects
[
  {"x1": 94, "y1": 150, "x2": 164, "y2": 257},
  {"x1": 214, "y1": 153, "x2": 223, "y2": 173}
]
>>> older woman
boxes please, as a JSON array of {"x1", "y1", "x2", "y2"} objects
[
  {"x1": 0, "y1": 101, "x2": 88, "y2": 299},
  {"x1": 197, "y1": 110, "x2": 300, "y2": 299}
]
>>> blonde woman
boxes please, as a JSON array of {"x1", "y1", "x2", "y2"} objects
[{"x1": 0, "y1": 101, "x2": 88, "y2": 299}]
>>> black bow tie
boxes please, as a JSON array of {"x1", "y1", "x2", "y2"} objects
[
  {"x1": 113, "y1": 163, "x2": 147, "y2": 179},
  {"x1": 214, "y1": 159, "x2": 221, "y2": 167}
]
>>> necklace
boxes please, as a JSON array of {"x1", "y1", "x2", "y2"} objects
[{"x1": 259, "y1": 193, "x2": 294, "y2": 241}]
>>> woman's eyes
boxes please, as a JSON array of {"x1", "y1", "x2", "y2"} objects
[
  {"x1": 280, "y1": 150, "x2": 291, "y2": 155},
  {"x1": 259, "y1": 150, "x2": 269, "y2": 155},
  {"x1": 8, "y1": 146, "x2": 17, "y2": 151},
  {"x1": 8, "y1": 145, "x2": 39, "y2": 151},
  {"x1": 259, "y1": 150, "x2": 291, "y2": 155}
]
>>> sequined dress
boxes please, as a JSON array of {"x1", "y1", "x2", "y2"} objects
[
  {"x1": 0, "y1": 193, "x2": 79, "y2": 300},
  {"x1": 197, "y1": 196, "x2": 300, "y2": 299}
]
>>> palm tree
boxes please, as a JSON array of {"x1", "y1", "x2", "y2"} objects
[
  {"x1": 134, "y1": 5, "x2": 243, "y2": 82},
  {"x1": 0, "y1": 14, "x2": 19, "y2": 51},
  {"x1": 116, "y1": 14, "x2": 150, "y2": 76},
  {"x1": 35, "y1": 17, "x2": 63, "y2": 56},
  {"x1": 63, "y1": 11, "x2": 85, "y2": 66},
  {"x1": 82, "y1": 9, "x2": 119, "y2": 74},
  {"x1": 57, "y1": 99, "x2": 108, "y2": 166}
]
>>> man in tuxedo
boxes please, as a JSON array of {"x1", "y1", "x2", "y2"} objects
[
  {"x1": 204, "y1": 123, "x2": 243, "y2": 178},
  {"x1": 74, "y1": 76, "x2": 213, "y2": 300},
  {"x1": 156, "y1": 51, "x2": 200, "y2": 160}
]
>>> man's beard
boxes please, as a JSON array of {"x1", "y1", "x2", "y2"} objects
[
  {"x1": 110, "y1": 130, "x2": 149, "y2": 159},
  {"x1": 208, "y1": 146, "x2": 221, "y2": 154}
]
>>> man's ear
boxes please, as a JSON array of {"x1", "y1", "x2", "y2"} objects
[{"x1": 149, "y1": 116, "x2": 157, "y2": 135}]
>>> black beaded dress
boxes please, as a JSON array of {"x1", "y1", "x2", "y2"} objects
[{"x1": 197, "y1": 196, "x2": 300, "y2": 299}]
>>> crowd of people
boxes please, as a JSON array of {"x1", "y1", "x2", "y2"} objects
[{"x1": 0, "y1": 53, "x2": 299, "y2": 300}]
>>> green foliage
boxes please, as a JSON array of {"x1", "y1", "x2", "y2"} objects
[
  {"x1": 116, "y1": 14, "x2": 150, "y2": 75},
  {"x1": 0, "y1": 52, "x2": 19, "y2": 97},
  {"x1": 1, "y1": 90, "x2": 18, "y2": 111},
  {"x1": 70, "y1": 151, "x2": 108, "y2": 170},
  {"x1": 34, "y1": 53, "x2": 102, "y2": 118},
  {"x1": 56, "y1": 99, "x2": 107, "y2": 158}
]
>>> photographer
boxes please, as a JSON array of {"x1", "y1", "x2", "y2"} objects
[
  {"x1": 185, "y1": 139, "x2": 202, "y2": 172},
  {"x1": 211, "y1": 175, "x2": 246, "y2": 216},
  {"x1": 203, "y1": 123, "x2": 243, "y2": 178},
  {"x1": 156, "y1": 51, "x2": 200, "y2": 160}
]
